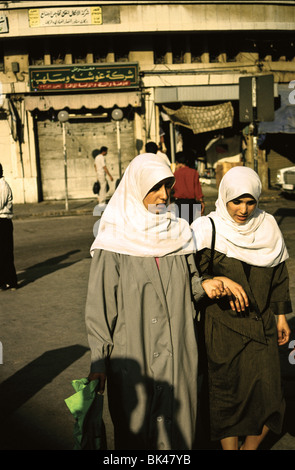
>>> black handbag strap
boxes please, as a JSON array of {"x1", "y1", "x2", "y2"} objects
[{"x1": 208, "y1": 217, "x2": 216, "y2": 275}]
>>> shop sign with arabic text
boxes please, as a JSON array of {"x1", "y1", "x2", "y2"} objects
[
  {"x1": 29, "y1": 63, "x2": 139, "y2": 92},
  {"x1": 28, "y1": 7, "x2": 102, "y2": 27}
]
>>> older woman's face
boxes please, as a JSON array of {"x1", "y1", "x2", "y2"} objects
[
  {"x1": 226, "y1": 194, "x2": 257, "y2": 224},
  {"x1": 143, "y1": 178, "x2": 174, "y2": 214}
]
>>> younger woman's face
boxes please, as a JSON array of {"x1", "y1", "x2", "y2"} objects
[
  {"x1": 226, "y1": 194, "x2": 257, "y2": 224},
  {"x1": 143, "y1": 178, "x2": 174, "y2": 214}
]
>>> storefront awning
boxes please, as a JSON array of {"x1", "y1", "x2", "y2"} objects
[
  {"x1": 155, "y1": 84, "x2": 278, "y2": 103},
  {"x1": 25, "y1": 91, "x2": 141, "y2": 111},
  {"x1": 163, "y1": 101, "x2": 234, "y2": 134},
  {"x1": 155, "y1": 85, "x2": 239, "y2": 103}
]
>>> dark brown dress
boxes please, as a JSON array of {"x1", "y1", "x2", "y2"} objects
[{"x1": 195, "y1": 248, "x2": 292, "y2": 441}]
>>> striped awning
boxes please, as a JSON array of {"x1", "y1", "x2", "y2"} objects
[{"x1": 25, "y1": 91, "x2": 141, "y2": 111}]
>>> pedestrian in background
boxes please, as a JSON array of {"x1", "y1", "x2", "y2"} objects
[
  {"x1": 93, "y1": 146, "x2": 113, "y2": 205},
  {"x1": 0, "y1": 164, "x2": 17, "y2": 290},
  {"x1": 85, "y1": 153, "x2": 229, "y2": 450},
  {"x1": 145, "y1": 141, "x2": 171, "y2": 166},
  {"x1": 173, "y1": 151, "x2": 205, "y2": 224},
  {"x1": 191, "y1": 166, "x2": 292, "y2": 450}
]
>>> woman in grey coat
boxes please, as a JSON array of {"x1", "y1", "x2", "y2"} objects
[
  {"x1": 192, "y1": 166, "x2": 292, "y2": 450},
  {"x1": 85, "y1": 153, "x2": 227, "y2": 450}
]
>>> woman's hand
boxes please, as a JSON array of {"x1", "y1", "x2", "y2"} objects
[
  {"x1": 214, "y1": 276, "x2": 249, "y2": 312},
  {"x1": 277, "y1": 315, "x2": 291, "y2": 346},
  {"x1": 202, "y1": 278, "x2": 228, "y2": 300},
  {"x1": 88, "y1": 372, "x2": 107, "y2": 394}
]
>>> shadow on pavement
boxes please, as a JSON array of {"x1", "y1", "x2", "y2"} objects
[
  {"x1": 0, "y1": 344, "x2": 88, "y2": 449},
  {"x1": 16, "y1": 250, "x2": 82, "y2": 288},
  {"x1": 273, "y1": 208, "x2": 295, "y2": 226}
]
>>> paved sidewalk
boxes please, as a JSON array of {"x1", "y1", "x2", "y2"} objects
[
  {"x1": 13, "y1": 198, "x2": 97, "y2": 220},
  {"x1": 12, "y1": 186, "x2": 283, "y2": 220}
]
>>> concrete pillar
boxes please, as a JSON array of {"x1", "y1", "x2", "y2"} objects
[
  {"x1": 64, "y1": 54, "x2": 72, "y2": 64},
  {"x1": 86, "y1": 53, "x2": 94, "y2": 64},
  {"x1": 144, "y1": 87, "x2": 157, "y2": 144},
  {"x1": 44, "y1": 54, "x2": 51, "y2": 65},
  {"x1": 201, "y1": 36, "x2": 210, "y2": 63},
  {"x1": 184, "y1": 37, "x2": 191, "y2": 64},
  {"x1": 106, "y1": 52, "x2": 115, "y2": 63},
  {"x1": 165, "y1": 37, "x2": 173, "y2": 64}
]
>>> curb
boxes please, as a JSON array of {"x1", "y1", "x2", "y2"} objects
[
  {"x1": 12, "y1": 191, "x2": 284, "y2": 220},
  {"x1": 13, "y1": 208, "x2": 94, "y2": 220}
]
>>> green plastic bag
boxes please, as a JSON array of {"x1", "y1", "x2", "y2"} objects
[{"x1": 65, "y1": 377, "x2": 107, "y2": 450}]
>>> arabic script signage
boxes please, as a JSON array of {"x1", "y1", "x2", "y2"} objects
[
  {"x1": 29, "y1": 63, "x2": 139, "y2": 92},
  {"x1": 0, "y1": 15, "x2": 8, "y2": 33},
  {"x1": 28, "y1": 7, "x2": 102, "y2": 27}
]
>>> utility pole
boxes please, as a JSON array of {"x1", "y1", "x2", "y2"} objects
[
  {"x1": 58, "y1": 110, "x2": 69, "y2": 211},
  {"x1": 239, "y1": 75, "x2": 274, "y2": 185},
  {"x1": 111, "y1": 108, "x2": 124, "y2": 179}
]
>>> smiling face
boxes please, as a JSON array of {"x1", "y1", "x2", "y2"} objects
[
  {"x1": 143, "y1": 177, "x2": 174, "y2": 214},
  {"x1": 226, "y1": 194, "x2": 257, "y2": 224}
]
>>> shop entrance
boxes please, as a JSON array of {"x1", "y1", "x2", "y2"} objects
[{"x1": 34, "y1": 114, "x2": 135, "y2": 201}]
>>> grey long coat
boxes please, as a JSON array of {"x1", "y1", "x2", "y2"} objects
[{"x1": 85, "y1": 249, "x2": 201, "y2": 450}]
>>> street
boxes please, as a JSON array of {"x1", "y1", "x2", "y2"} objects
[
  {"x1": 0, "y1": 214, "x2": 105, "y2": 450},
  {"x1": 0, "y1": 194, "x2": 295, "y2": 450}
]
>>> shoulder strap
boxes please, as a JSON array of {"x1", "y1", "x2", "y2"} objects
[{"x1": 208, "y1": 217, "x2": 216, "y2": 275}]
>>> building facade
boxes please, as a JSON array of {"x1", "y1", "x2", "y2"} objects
[{"x1": 1, "y1": 0, "x2": 295, "y2": 202}]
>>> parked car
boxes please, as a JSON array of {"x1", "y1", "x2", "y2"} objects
[{"x1": 276, "y1": 166, "x2": 295, "y2": 194}]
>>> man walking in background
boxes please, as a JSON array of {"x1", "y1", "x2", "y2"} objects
[
  {"x1": 145, "y1": 141, "x2": 171, "y2": 166},
  {"x1": 93, "y1": 147, "x2": 113, "y2": 205}
]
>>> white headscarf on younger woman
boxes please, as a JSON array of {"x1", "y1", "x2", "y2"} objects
[
  {"x1": 191, "y1": 166, "x2": 288, "y2": 267},
  {"x1": 91, "y1": 153, "x2": 196, "y2": 257}
]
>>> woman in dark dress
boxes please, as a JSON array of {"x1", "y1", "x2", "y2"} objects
[
  {"x1": 0, "y1": 164, "x2": 17, "y2": 290},
  {"x1": 191, "y1": 166, "x2": 292, "y2": 450}
]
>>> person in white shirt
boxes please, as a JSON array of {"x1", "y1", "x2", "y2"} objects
[
  {"x1": 93, "y1": 147, "x2": 113, "y2": 204},
  {"x1": 0, "y1": 164, "x2": 17, "y2": 290}
]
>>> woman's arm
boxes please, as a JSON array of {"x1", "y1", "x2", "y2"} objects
[
  {"x1": 269, "y1": 262, "x2": 293, "y2": 315},
  {"x1": 276, "y1": 314, "x2": 291, "y2": 346},
  {"x1": 194, "y1": 250, "x2": 249, "y2": 311},
  {"x1": 201, "y1": 278, "x2": 229, "y2": 299},
  {"x1": 269, "y1": 262, "x2": 292, "y2": 346},
  {"x1": 214, "y1": 276, "x2": 249, "y2": 312},
  {"x1": 188, "y1": 253, "x2": 227, "y2": 302}
]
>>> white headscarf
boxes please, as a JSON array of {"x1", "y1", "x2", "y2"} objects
[
  {"x1": 191, "y1": 166, "x2": 288, "y2": 267},
  {"x1": 91, "y1": 153, "x2": 196, "y2": 257}
]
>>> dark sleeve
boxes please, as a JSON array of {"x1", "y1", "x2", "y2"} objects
[
  {"x1": 85, "y1": 249, "x2": 120, "y2": 373},
  {"x1": 270, "y1": 261, "x2": 293, "y2": 315},
  {"x1": 194, "y1": 248, "x2": 214, "y2": 280},
  {"x1": 187, "y1": 251, "x2": 213, "y2": 303}
]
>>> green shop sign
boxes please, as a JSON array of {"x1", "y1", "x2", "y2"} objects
[{"x1": 29, "y1": 63, "x2": 139, "y2": 92}]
